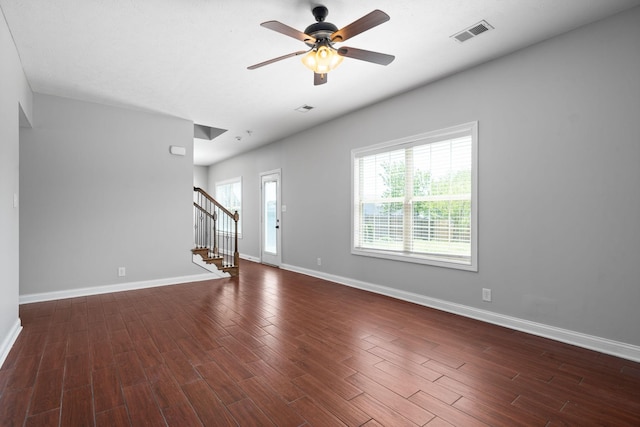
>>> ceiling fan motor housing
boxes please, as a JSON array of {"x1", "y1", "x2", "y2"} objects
[
  {"x1": 304, "y1": 6, "x2": 338, "y2": 46},
  {"x1": 304, "y1": 22, "x2": 338, "y2": 43}
]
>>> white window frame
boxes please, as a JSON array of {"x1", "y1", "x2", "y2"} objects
[
  {"x1": 351, "y1": 122, "x2": 478, "y2": 271},
  {"x1": 215, "y1": 176, "x2": 242, "y2": 238}
]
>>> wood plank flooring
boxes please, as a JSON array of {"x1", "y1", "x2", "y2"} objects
[{"x1": 2, "y1": 261, "x2": 639, "y2": 426}]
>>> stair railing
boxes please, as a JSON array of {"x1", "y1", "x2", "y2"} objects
[{"x1": 193, "y1": 187, "x2": 239, "y2": 275}]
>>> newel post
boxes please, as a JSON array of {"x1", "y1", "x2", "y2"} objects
[{"x1": 233, "y1": 210, "x2": 240, "y2": 268}]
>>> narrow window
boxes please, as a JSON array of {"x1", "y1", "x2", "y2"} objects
[{"x1": 215, "y1": 177, "x2": 242, "y2": 237}]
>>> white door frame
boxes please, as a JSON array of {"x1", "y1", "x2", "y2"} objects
[{"x1": 260, "y1": 169, "x2": 282, "y2": 267}]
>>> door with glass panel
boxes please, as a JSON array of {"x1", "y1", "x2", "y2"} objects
[{"x1": 260, "y1": 170, "x2": 281, "y2": 266}]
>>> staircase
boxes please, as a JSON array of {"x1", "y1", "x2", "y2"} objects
[{"x1": 193, "y1": 187, "x2": 239, "y2": 276}]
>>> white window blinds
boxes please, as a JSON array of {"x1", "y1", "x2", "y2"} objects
[{"x1": 352, "y1": 122, "x2": 477, "y2": 271}]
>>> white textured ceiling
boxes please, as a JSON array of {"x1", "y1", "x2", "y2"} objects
[{"x1": 2, "y1": 0, "x2": 639, "y2": 165}]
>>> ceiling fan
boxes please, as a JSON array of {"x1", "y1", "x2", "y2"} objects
[{"x1": 247, "y1": 6, "x2": 395, "y2": 86}]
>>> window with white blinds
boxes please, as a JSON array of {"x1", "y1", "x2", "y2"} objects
[
  {"x1": 215, "y1": 177, "x2": 242, "y2": 237},
  {"x1": 351, "y1": 122, "x2": 477, "y2": 271}
]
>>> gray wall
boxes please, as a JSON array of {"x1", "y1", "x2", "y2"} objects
[
  {"x1": 193, "y1": 165, "x2": 209, "y2": 190},
  {"x1": 209, "y1": 8, "x2": 640, "y2": 347},
  {"x1": 208, "y1": 143, "x2": 284, "y2": 259},
  {"x1": 20, "y1": 94, "x2": 202, "y2": 295},
  {"x1": 0, "y1": 8, "x2": 32, "y2": 362}
]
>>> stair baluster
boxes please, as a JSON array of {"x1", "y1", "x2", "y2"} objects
[{"x1": 192, "y1": 187, "x2": 239, "y2": 276}]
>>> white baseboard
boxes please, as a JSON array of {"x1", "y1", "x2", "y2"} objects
[
  {"x1": 240, "y1": 253, "x2": 261, "y2": 263},
  {"x1": 15, "y1": 262, "x2": 639, "y2": 362},
  {"x1": 19, "y1": 272, "x2": 223, "y2": 305},
  {"x1": 281, "y1": 263, "x2": 640, "y2": 363},
  {"x1": 0, "y1": 319, "x2": 22, "y2": 368}
]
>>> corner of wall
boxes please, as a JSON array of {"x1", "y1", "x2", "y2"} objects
[
  {"x1": 0, "y1": 4, "x2": 33, "y2": 369},
  {"x1": 0, "y1": 319, "x2": 22, "y2": 368}
]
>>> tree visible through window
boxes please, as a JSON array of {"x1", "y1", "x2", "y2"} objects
[
  {"x1": 216, "y1": 177, "x2": 242, "y2": 236},
  {"x1": 352, "y1": 122, "x2": 477, "y2": 271}
]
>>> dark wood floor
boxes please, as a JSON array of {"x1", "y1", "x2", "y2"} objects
[{"x1": 1, "y1": 261, "x2": 639, "y2": 426}]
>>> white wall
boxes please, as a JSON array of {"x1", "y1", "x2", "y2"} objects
[
  {"x1": 209, "y1": 8, "x2": 640, "y2": 352},
  {"x1": 20, "y1": 94, "x2": 203, "y2": 296},
  {"x1": 0, "y1": 8, "x2": 33, "y2": 365}
]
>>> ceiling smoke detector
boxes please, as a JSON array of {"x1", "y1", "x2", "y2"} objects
[{"x1": 451, "y1": 20, "x2": 494, "y2": 43}]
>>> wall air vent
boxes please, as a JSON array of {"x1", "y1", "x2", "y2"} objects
[{"x1": 451, "y1": 20, "x2": 494, "y2": 43}]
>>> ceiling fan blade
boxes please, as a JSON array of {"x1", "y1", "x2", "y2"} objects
[
  {"x1": 314, "y1": 73, "x2": 328, "y2": 86},
  {"x1": 261, "y1": 21, "x2": 316, "y2": 44},
  {"x1": 247, "y1": 50, "x2": 308, "y2": 70},
  {"x1": 337, "y1": 46, "x2": 395, "y2": 66},
  {"x1": 331, "y1": 10, "x2": 390, "y2": 43}
]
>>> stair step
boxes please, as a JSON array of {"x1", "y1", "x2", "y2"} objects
[
  {"x1": 191, "y1": 248, "x2": 208, "y2": 257},
  {"x1": 221, "y1": 266, "x2": 239, "y2": 277},
  {"x1": 204, "y1": 257, "x2": 224, "y2": 267},
  {"x1": 192, "y1": 247, "x2": 238, "y2": 276}
]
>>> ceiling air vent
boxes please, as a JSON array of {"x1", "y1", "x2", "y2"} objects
[
  {"x1": 295, "y1": 105, "x2": 314, "y2": 113},
  {"x1": 451, "y1": 20, "x2": 494, "y2": 43}
]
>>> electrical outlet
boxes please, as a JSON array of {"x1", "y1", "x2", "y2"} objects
[
  {"x1": 118, "y1": 267, "x2": 126, "y2": 277},
  {"x1": 317, "y1": 258, "x2": 322, "y2": 266},
  {"x1": 482, "y1": 288, "x2": 492, "y2": 302}
]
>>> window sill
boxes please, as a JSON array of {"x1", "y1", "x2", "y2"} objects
[{"x1": 351, "y1": 247, "x2": 477, "y2": 272}]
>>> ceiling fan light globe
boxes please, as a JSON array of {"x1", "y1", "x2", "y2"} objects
[
  {"x1": 301, "y1": 51, "x2": 317, "y2": 71},
  {"x1": 301, "y1": 45, "x2": 343, "y2": 74}
]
